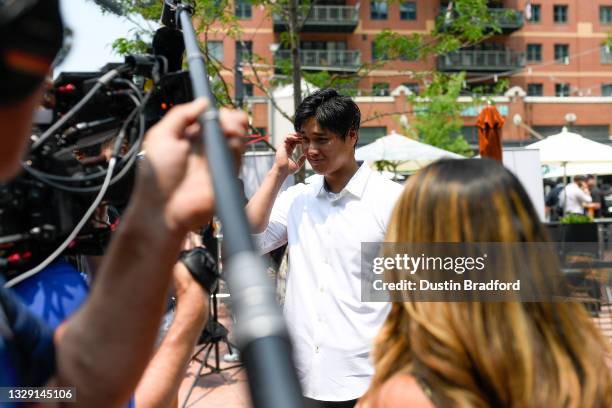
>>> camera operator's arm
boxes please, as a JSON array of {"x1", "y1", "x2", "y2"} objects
[
  {"x1": 246, "y1": 133, "x2": 305, "y2": 233},
  {"x1": 48, "y1": 100, "x2": 247, "y2": 408},
  {"x1": 134, "y1": 260, "x2": 209, "y2": 408}
]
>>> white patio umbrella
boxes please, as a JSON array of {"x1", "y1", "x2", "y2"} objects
[
  {"x1": 542, "y1": 162, "x2": 612, "y2": 179},
  {"x1": 355, "y1": 131, "x2": 463, "y2": 177},
  {"x1": 525, "y1": 127, "x2": 612, "y2": 180}
]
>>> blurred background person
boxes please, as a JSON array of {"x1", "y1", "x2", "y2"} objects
[
  {"x1": 559, "y1": 175, "x2": 592, "y2": 216},
  {"x1": 586, "y1": 174, "x2": 604, "y2": 218},
  {"x1": 360, "y1": 159, "x2": 611, "y2": 408}
]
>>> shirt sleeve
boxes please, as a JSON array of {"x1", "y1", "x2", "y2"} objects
[
  {"x1": 0, "y1": 286, "x2": 56, "y2": 386},
  {"x1": 253, "y1": 184, "x2": 303, "y2": 255}
]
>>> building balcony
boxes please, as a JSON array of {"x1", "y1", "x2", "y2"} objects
[
  {"x1": 437, "y1": 50, "x2": 525, "y2": 72},
  {"x1": 438, "y1": 7, "x2": 523, "y2": 34},
  {"x1": 488, "y1": 8, "x2": 524, "y2": 32},
  {"x1": 273, "y1": 5, "x2": 359, "y2": 33},
  {"x1": 275, "y1": 49, "x2": 361, "y2": 72}
]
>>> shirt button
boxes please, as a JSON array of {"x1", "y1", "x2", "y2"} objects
[
  {"x1": 315, "y1": 345, "x2": 320, "y2": 353},
  {"x1": 319, "y1": 286, "x2": 324, "y2": 293}
]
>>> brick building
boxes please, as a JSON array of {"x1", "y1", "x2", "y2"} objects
[{"x1": 207, "y1": 0, "x2": 612, "y2": 150}]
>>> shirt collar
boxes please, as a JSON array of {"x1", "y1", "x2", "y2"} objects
[{"x1": 314, "y1": 162, "x2": 371, "y2": 200}]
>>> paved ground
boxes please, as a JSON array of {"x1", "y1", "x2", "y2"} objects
[{"x1": 177, "y1": 300, "x2": 612, "y2": 408}]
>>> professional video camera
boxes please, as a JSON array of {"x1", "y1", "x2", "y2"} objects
[{"x1": 0, "y1": 55, "x2": 193, "y2": 280}]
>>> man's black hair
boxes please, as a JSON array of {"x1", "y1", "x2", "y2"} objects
[{"x1": 294, "y1": 88, "x2": 360, "y2": 140}]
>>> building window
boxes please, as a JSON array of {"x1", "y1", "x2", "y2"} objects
[
  {"x1": 555, "y1": 83, "x2": 570, "y2": 97},
  {"x1": 358, "y1": 127, "x2": 387, "y2": 148},
  {"x1": 373, "y1": 82, "x2": 390, "y2": 96},
  {"x1": 600, "y1": 6, "x2": 612, "y2": 24},
  {"x1": 235, "y1": 0, "x2": 252, "y2": 19},
  {"x1": 243, "y1": 83, "x2": 254, "y2": 97},
  {"x1": 370, "y1": 1, "x2": 388, "y2": 20},
  {"x1": 526, "y1": 44, "x2": 542, "y2": 62},
  {"x1": 554, "y1": 44, "x2": 569, "y2": 63},
  {"x1": 528, "y1": 4, "x2": 541, "y2": 23},
  {"x1": 402, "y1": 82, "x2": 420, "y2": 94},
  {"x1": 602, "y1": 83, "x2": 612, "y2": 96},
  {"x1": 207, "y1": 41, "x2": 224, "y2": 62},
  {"x1": 527, "y1": 83, "x2": 544, "y2": 96},
  {"x1": 236, "y1": 41, "x2": 252, "y2": 62},
  {"x1": 553, "y1": 5, "x2": 568, "y2": 23},
  {"x1": 400, "y1": 2, "x2": 416, "y2": 20},
  {"x1": 601, "y1": 46, "x2": 612, "y2": 64}
]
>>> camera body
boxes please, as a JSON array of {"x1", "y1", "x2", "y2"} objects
[{"x1": 0, "y1": 59, "x2": 193, "y2": 279}]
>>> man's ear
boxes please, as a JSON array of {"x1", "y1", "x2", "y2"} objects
[{"x1": 348, "y1": 129, "x2": 358, "y2": 148}]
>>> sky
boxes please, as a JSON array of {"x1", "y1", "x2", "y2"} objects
[{"x1": 55, "y1": 0, "x2": 154, "y2": 74}]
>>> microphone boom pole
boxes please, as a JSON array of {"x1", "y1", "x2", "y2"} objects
[{"x1": 164, "y1": 2, "x2": 303, "y2": 407}]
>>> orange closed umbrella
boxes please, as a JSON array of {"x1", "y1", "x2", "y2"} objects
[{"x1": 477, "y1": 105, "x2": 505, "y2": 162}]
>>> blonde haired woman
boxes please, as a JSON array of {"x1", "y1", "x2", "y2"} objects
[{"x1": 361, "y1": 159, "x2": 611, "y2": 407}]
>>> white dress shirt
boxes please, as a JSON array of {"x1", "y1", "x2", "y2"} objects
[
  {"x1": 254, "y1": 163, "x2": 403, "y2": 400},
  {"x1": 559, "y1": 182, "x2": 592, "y2": 214}
]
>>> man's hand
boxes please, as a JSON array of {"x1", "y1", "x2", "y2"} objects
[
  {"x1": 135, "y1": 99, "x2": 247, "y2": 235},
  {"x1": 274, "y1": 133, "x2": 306, "y2": 176}
]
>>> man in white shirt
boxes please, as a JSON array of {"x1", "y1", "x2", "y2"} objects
[
  {"x1": 247, "y1": 88, "x2": 403, "y2": 407},
  {"x1": 559, "y1": 175, "x2": 592, "y2": 215}
]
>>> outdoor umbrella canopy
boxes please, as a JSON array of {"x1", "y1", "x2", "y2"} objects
[
  {"x1": 477, "y1": 105, "x2": 505, "y2": 162},
  {"x1": 355, "y1": 131, "x2": 463, "y2": 162},
  {"x1": 542, "y1": 162, "x2": 612, "y2": 178},
  {"x1": 525, "y1": 127, "x2": 612, "y2": 164}
]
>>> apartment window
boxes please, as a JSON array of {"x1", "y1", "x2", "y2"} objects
[
  {"x1": 243, "y1": 83, "x2": 254, "y2": 97},
  {"x1": 600, "y1": 6, "x2": 612, "y2": 24},
  {"x1": 555, "y1": 83, "x2": 570, "y2": 97},
  {"x1": 526, "y1": 44, "x2": 542, "y2": 62},
  {"x1": 370, "y1": 1, "x2": 388, "y2": 20},
  {"x1": 601, "y1": 45, "x2": 612, "y2": 64},
  {"x1": 235, "y1": 0, "x2": 252, "y2": 19},
  {"x1": 602, "y1": 84, "x2": 612, "y2": 96},
  {"x1": 554, "y1": 44, "x2": 569, "y2": 63},
  {"x1": 400, "y1": 2, "x2": 417, "y2": 20},
  {"x1": 527, "y1": 83, "x2": 544, "y2": 96},
  {"x1": 373, "y1": 82, "x2": 390, "y2": 96},
  {"x1": 358, "y1": 127, "x2": 387, "y2": 148},
  {"x1": 207, "y1": 41, "x2": 224, "y2": 62},
  {"x1": 402, "y1": 82, "x2": 420, "y2": 94},
  {"x1": 528, "y1": 4, "x2": 541, "y2": 23},
  {"x1": 236, "y1": 41, "x2": 252, "y2": 62},
  {"x1": 553, "y1": 5, "x2": 568, "y2": 23}
]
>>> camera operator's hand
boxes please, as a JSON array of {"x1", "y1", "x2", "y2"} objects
[{"x1": 135, "y1": 99, "x2": 247, "y2": 236}]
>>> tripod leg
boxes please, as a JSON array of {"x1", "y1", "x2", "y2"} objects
[
  {"x1": 203, "y1": 342, "x2": 214, "y2": 371},
  {"x1": 182, "y1": 348, "x2": 209, "y2": 408}
]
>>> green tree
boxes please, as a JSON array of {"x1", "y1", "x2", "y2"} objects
[
  {"x1": 407, "y1": 73, "x2": 472, "y2": 156},
  {"x1": 92, "y1": 0, "x2": 509, "y2": 156}
]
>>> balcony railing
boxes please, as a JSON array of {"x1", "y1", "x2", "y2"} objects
[
  {"x1": 273, "y1": 5, "x2": 359, "y2": 32},
  {"x1": 488, "y1": 8, "x2": 524, "y2": 31},
  {"x1": 438, "y1": 50, "x2": 525, "y2": 72},
  {"x1": 275, "y1": 49, "x2": 361, "y2": 71},
  {"x1": 438, "y1": 7, "x2": 523, "y2": 33}
]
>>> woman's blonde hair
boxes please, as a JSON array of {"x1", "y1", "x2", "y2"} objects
[{"x1": 366, "y1": 159, "x2": 611, "y2": 407}]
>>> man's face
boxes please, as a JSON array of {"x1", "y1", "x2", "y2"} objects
[
  {"x1": 587, "y1": 178, "x2": 596, "y2": 188},
  {"x1": 299, "y1": 117, "x2": 357, "y2": 176}
]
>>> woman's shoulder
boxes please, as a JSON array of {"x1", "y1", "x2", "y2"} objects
[{"x1": 365, "y1": 374, "x2": 436, "y2": 408}]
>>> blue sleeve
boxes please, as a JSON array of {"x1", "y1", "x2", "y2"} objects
[{"x1": 0, "y1": 286, "x2": 56, "y2": 387}]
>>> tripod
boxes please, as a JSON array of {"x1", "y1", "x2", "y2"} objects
[{"x1": 182, "y1": 218, "x2": 241, "y2": 407}]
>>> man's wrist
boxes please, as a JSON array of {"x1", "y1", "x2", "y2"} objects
[
  {"x1": 271, "y1": 163, "x2": 290, "y2": 181},
  {"x1": 123, "y1": 197, "x2": 187, "y2": 246}
]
